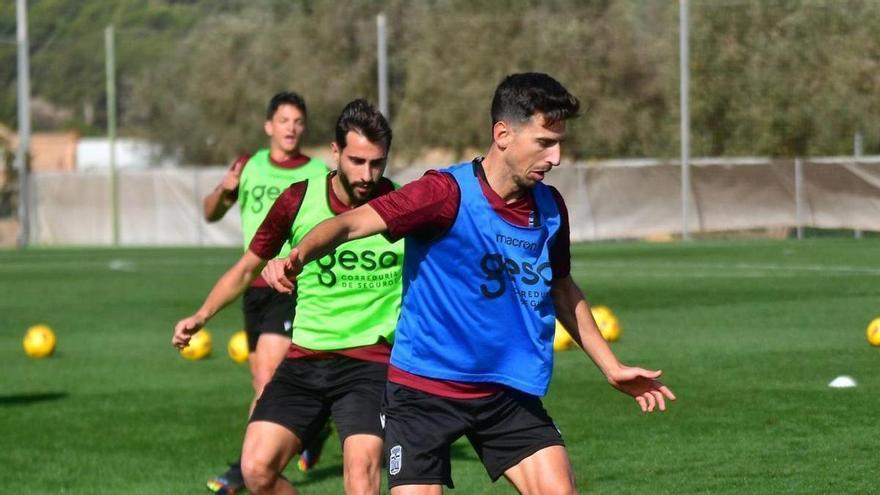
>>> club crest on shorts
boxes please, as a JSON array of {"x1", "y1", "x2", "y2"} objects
[
  {"x1": 283, "y1": 320, "x2": 292, "y2": 333},
  {"x1": 389, "y1": 445, "x2": 402, "y2": 475}
]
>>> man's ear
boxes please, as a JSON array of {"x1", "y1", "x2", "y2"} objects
[
  {"x1": 264, "y1": 120, "x2": 273, "y2": 137},
  {"x1": 493, "y1": 120, "x2": 513, "y2": 150},
  {"x1": 330, "y1": 141, "x2": 341, "y2": 166}
]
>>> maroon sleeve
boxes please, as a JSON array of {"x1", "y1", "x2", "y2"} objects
[
  {"x1": 368, "y1": 171, "x2": 459, "y2": 242},
  {"x1": 548, "y1": 186, "x2": 571, "y2": 280},
  {"x1": 248, "y1": 180, "x2": 308, "y2": 259}
]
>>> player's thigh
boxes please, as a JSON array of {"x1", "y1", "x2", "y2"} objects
[
  {"x1": 390, "y1": 484, "x2": 443, "y2": 495},
  {"x1": 241, "y1": 420, "x2": 301, "y2": 474},
  {"x1": 468, "y1": 390, "x2": 565, "y2": 483},
  {"x1": 249, "y1": 334, "x2": 292, "y2": 398},
  {"x1": 343, "y1": 433, "x2": 383, "y2": 462},
  {"x1": 252, "y1": 333, "x2": 291, "y2": 373},
  {"x1": 250, "y1": 359, "x2": 332, "y2": 450},
  {"x1": 342, "y1": 433, "x2": 384, "y2": 490},
  {"x1": 503, "y1": 445, "x2": 576, "y2": 495}
]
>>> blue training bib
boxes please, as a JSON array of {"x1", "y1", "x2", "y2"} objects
[{"x1": 391, "y1": 162, "x2": 561, "y2": 396}]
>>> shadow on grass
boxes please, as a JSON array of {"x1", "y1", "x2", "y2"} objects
[
  {"x1": 294, "y1": 463, "x2": 343, "y2": 487},
  {"x1": 450, "y1": 441, "x2": 477, "y2": 461},
  {"x1": 0, "y1": 392, "x2": 68, "y2": 406}
]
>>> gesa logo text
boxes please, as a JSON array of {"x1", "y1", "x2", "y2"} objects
[
  {"x1": 316, "y1": 249, "x2": 400, "y2": 287},
  {"x1": 241, "y1": 184, "x2": 283, "y2": 214},
  {"x1": 479, "y1": 253, "x2": 551, "y2": 298}
]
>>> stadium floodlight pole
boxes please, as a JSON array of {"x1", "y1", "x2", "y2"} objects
[
  {"x1": 376, "y1": 13, "x2": 389, "y2": 120},
  {"x1": 15, "y1": 0, "x2": 31, "y2": 248},
  {"x1": 679, "y1": 0, "x2": 691, "y2": 240},
  {"x1": 105, "y1": 25, "x2": 119, "y2": 246}
]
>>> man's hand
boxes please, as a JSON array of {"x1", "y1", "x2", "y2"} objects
[
  {"x1": 607, "y1": 366, "x2": 676, "y2": 413},
  {"x1": 172, "y1": 314, "x2": 206, "y2": 349},
  {"x1": 261, "y1": 248, "x2": 304, "y2": 294},
  {"x1": 220, "y1": 157, "x2": 246, "y2": 193}
]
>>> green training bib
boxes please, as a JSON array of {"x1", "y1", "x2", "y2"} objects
[
  {"x1": 238, "y1": 149, "x2": 327, "y2": 255},
  {"x1": 290, "y1": 175, "x2": 404, "y2": 350}
]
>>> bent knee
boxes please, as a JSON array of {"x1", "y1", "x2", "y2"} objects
[
  {"x1": 343, "y1": 456, "x2": 381, "y2": 494},
  {"x1": 241, "y1": 456, "x2": 279, "y2": 492},
  {"x1": 538, "y1": 482, "x2": 578, "y2": 495}
]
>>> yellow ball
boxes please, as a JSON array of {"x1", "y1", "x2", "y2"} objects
[
  {"x1": 867, "y1": 317, "x2": 880, "y2": 347},
  {"x1": 591, "y1": 306, "x2": 622, "y2": 342},
  {"x1": 553, "y1": 320, "x2": 575, "y2": 351},
  {"x1": 592, "y1": 305, "x2": 614, "y2": 321},
  {"x1": 23, "y1": 324, "x2": 56, "y2": 358},
  {"x1": 180, "y1": 329, "x2": 212, "y2": 360},
  {"x1": 227, "y1": 330, "x2": 250, "y2": 363}
]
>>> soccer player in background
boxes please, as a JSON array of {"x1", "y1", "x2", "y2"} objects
[
  {"x1": 200, "y1": 91, "x2": 329, "y2": 494},
  {"x1": 262, "y1": 73, "x2": 676, "y2": 494},
  {"x1": 174, "y1": 98, "x2": 401, "y2": 495}
]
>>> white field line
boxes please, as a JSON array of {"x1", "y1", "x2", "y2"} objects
[
  {"x1": 0, "y1": 257, "x2": 236, "y2": 272},
  {"x1": 2, "y1": 257, "x2": 878, "y2": 277}
]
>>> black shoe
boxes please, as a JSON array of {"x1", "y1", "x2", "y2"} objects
[{"x1": 297, "y1": 423, "x2": 333, "y2": 473}]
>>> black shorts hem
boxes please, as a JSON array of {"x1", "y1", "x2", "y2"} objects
[
  {"x1": 487, "y1": 438, "x2": 566, "y2": 482},
  {"x1": 246, "y1": 417, "x2": 308, "y2": 449},
  {"x1": 245, "y1": 327, "x2": 291, "y2": 351},
  {"x1": 388, "y1": 477, "x2": 454, "y2": 490},
  {"x1": 249, "y1": 327, "x2": 291, "y2": 336},
  {"x1": 337, "y1": 428, "x2": 383, "y2": 442}
]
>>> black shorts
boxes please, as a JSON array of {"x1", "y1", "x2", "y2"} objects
[
  {"x1": 382, "y1": 382, "x2": 564, "y2": 488},
  {"x1": 250, "y1": 356, "x2": 387, "y2": 447},
  {"x1": 242, "y1": 286, "x2": 296, "y2": 351}
]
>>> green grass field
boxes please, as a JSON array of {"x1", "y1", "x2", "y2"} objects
[{"x1": 2, "y1": 239, "x2": 879, "y2": 494}]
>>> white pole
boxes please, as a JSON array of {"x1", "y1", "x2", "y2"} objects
[
  {"x1": 105, "y1": 25, "x2": 119, "y2": 246},
  {"x1": 854, "y1": 132, "x2": 863, "y2": 239},
  {"x1": 376, "y1": 14, "x2": 389, "y2": 119},
  {"x1": 679, "y1": 0, "x2": 691, "y2": 240},
  {"x1": 794, "y1": 157, "x2": 803, "y2": 240},
  {"x1": 15, "y1": 0, "x2": 31, "y2": 248}
]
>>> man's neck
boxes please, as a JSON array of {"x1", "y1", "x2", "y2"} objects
[
  {"x1": 329, "y1": 172, "x2": 357, "y2": 208},
  {"x1": 481, "y1": 150, "x2": 526, "y2": 204},
  {"x1": 269, "y1": 147, "x2": 301, "y2": 164}
]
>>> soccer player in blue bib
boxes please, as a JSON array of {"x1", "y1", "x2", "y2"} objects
[{"x1": 262, "y1": 72, "x2": 676, "y2": 494}]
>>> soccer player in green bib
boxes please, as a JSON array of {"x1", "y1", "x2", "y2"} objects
[
  {"x1": 199, "y1": 92, "x2": 328, "y2": 493},
  {"x1": 174, "y1": 99, "x2": 401, "y2": 495}
]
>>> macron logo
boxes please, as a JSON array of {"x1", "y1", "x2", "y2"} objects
[{"x1": 496, "y1": 234, "x2": 538, "y2": 252}]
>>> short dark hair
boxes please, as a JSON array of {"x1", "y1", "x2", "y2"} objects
[
  {"x1": 334, "y1": 98, "x2": 392, "y2": 152},
  {"x1": 266, "y1": 91, "x2": 307, "y2": 120},
  {"x1": 490, "y1": 73, "x2": 580, "y2": 127}
]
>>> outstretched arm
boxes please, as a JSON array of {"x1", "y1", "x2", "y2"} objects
[
  {"x1": 203, "y1": 157, "x2": 246, "y2": 222},
  {"x1": 261, "y1": 204, "x2": 388, "y2": 293},
  {"x1": 551, "y1": 275, "x2": 676, "y2": 412},
  {"x1": 172, "y1": 250, "x2": 265, "y2": 349}
]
